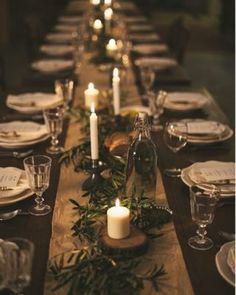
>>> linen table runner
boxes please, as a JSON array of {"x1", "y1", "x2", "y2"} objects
[{"x1": 44, "y1": 52, "x2": 193, "y2": 295}]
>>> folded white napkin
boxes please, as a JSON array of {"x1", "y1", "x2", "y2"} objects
[
  {"x1": 31, "y1": 60, "x2": 73, "y2": 73},
  {"x1": 0, "y1": 167, "x2": 30, "y2": 198},
  {"x1": 189, "y1": 161, "x2": 235, "y2": 183},
  {"x1": 0, "y1": 121, "x2": 47, "y2": 143},
  {"x1": 40, "y1": 45, "x2": 74, "y2": 56},
  {"x1": 135, "y1": 57, "x2": 177, "y2": 69}
]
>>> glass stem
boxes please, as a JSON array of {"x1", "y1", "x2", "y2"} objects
[
  {"x1": 51, "y1": 135, "x2": 58, "y2": 148},
  {"x1": 196, "y1": 224, "x2": 207, "y2": 242},
  {"x1": 35, "y1": 193, "x2": 45, "y2": 209}
]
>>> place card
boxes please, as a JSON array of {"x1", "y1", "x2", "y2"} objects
[
  {"x1": 0, "y1": 169, "x2": 22, "y2": 188},
  {"x1": 186, "y1": 121, "x2": 224, "y2": 135}
]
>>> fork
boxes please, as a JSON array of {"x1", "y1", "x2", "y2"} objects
[{"x1": 0, "y1": 149, "x2": 34, "y2": 159}]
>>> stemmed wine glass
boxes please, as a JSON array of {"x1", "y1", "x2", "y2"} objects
[
  {"x1": 43, "y1": 106, "x2": 64, "y2": 154},
  {"x1": 148, "y1": 90, "x2": 167, "y2": 131},
  {"x1": 54, "y1": 78, "x2": 74, "y2": 111},
  {"x1": 24, "y1": 155, "x2": 52, "y2": 216},
  {"x1": 163, "y1": 121, "x2": 188, "y2": 177},
  {"x1": 188, "y1": 185, "x2": 219, "y2": 250},
  {"x1": 4, "y1": 238, "x2": 34, "y2": 294},
  {"x1": 140, "y1": 65, "x2": 155, "y2": 100}
]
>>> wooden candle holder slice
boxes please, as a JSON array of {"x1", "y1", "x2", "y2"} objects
[{"x1": 100, "y1": 225, "x2": 148, "y2": 257}]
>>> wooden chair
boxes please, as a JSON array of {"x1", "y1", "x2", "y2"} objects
[{"x1": 167, "y1": 16, "x2": 190, "y2": 64}]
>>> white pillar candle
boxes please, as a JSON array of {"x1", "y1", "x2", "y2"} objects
[
  {"x1": 90, "y1": 105, "x2": 99, "y2": 160},
  {"x1": 104, "y1": 8, "x2": 113, "y2": 35},
  {"x1": 106, "y1": 38, "x2": 117, "y2": 57},
  {"x1": 107, "y1": 198, "x2": 130, "y2": 239},
  {"x1": 112, "y1": 67, "x2": 120, "y2": 115},
  {"x1": 93, "y1": 19, "x2": 103, "y2": 34},
  {"x1": 84, "y1": 82, "x2": 99, "y2": 109}
]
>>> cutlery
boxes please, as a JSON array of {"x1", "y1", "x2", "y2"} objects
[
  {"x1": 0, "y1": 149, "x2": 33, "y2": 159},
  {"x1": 0, "y1": 209, "x2": 29, "y2": 221}
]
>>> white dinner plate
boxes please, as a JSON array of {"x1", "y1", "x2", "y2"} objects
[
  {"x1": 45, "y1": 33, "x2": 73, "y2": 43},
  {"x1": 175, "y1": 119, "x2": 233, "y2": 145},
  {"x1": 130, "y1": 33, "x2": 160, "y2": 42},
  {"x1": 215, "y1": 241, "x2": 235, "y2": 287},
  {"x1": 7, "y1": 93, "x2": 62, "y2": 114},
  {"x1": 135, "y1": 57, "x2": 177, "y2": 70},
  {"x1": 128, "y1": 24, "x2": 153, "y2": 32},
  {"x1": 181, "y1": 162, "x2": 235, "y2": 198},
  {"x1": 0, "y1": 134, "x2": 49, "y2": 149},
  {"x1": 164, "y1": 92, "x2": 208, "y2": 112},
  {"x1": 58, "y1": 16, "x2": 83, "y2": 23},
  {"x1": 40, "y1": 45, "x2": 74, "y2": 56},
  {"x1": 132, "y1": 44, "x2": 168, "y2": 55},
  {"x1": 31, "y1": 60, "x2": 73, "y2": 74}
]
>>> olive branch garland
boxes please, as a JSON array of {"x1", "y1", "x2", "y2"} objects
[{"x1": 50, "y1": 97, "x2": 172, "y2": 295}]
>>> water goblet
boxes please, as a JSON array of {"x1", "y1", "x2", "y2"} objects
[
  {"x1": 54, "y1": 78, "x2": 74, "y2": 110},
  {"x1": 140, "y1": 65, "x2": 155, "y2": 100},
  {"x1": 4, "y1": 238, "x2": 34, "y2": 294},
  {"x1": 149, "y1": 90, "x2": 167, "y2": 131},
  {"x1": 43, "y1": 106, "x2": 64, "y2": 154},
  {"x1": 188, "y1": 185, "x2": 219, "y2": 250},
  {"x1": 24, "y1": 155, "x2": 51, "y2": 216},
  {"x1": 163, "y1": 121, "x2": 188, "y2": 177}
]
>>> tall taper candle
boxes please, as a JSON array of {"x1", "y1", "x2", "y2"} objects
[
  {"x1": 112, "y1": 68, "x2": 120, "y2": 115},
  {"x1": 90, "y1": 104, "x2": 99, "y2": 160},
  {"x1": 84, "y1": 82, "x2": 99, "y2": 109},
  {"x1": 104, "y1": 8, "x2": 113, "y2": 35}
]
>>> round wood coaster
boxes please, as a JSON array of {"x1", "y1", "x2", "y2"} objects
[{"x1": 100, "y1": 226, "x2": 148, "y2": 257}]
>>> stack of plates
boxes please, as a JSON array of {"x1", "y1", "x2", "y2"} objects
[
  {"x1": 216, "y1": 241, "x2": 235, "y2": 287},
  {"x1": 164, "y1": 92, "x2": 208, "y2": 112},
  {"x1": 0, "y1": 167, "x2": 33, "y2": 206},
  {"x1": 135, "y1": 57, "x2": 177, "y2": 70},
  {"x1": 46, "y1": 33, "x2": 73, "y2": 43},
  {"x1": 31, "y1": 60, "x2": 73, "y2": 74},
  {"x1": 7, "y1": 93, "x2": 62, "y2": 113},
  {"x1": 181, "y1": 161, "x2": 235, "y2": 197},
  {"x1": 0, "y1": 121, "x2": 49, "y2": 149},
  {"x1": 175, "y1": 119, "x2": 233, "y2": 144},
  {"x1": 132, "y1": 44, "x2": 168, "y2": 55},
  {"x1": 40, "y1": 45, "x2": 74, "y2": 56},
  {"x1": 130, "y1": 33, "x2": 160, "y2": 42}
]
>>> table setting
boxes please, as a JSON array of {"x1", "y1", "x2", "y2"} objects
[{"x1": 0, "y1": 0, "x2": 234, "y2": 295}]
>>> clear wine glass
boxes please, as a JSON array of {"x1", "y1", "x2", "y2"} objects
[
  {"x1": 163, "y1": 121, "x2": 188, "y2": 177},
  {"x1": 5, "y1": 238, "x2": 34, "y2": 294},
  {"x1": 43, "y1": 106, "x2": 64, "y2": 154},
  {"x1": 54, "y1": 78, "x2": 74, "y2": 111},
  {"x1": 140, "y1": 65, "x2": 155, "y2": 100},
  {"x1": 148, "y1": 90, "x2": 167, "y2": 131},
  {"x1": 24, "y1": 155, "x2": 51, "y2": 216},
  {"x1": 188, "y1": 185, "x2": 219, "y2": 250}
]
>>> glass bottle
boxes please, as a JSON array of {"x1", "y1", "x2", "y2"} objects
[{"x1": 125, "y1": 112, "x2": 158, "y2": 199}]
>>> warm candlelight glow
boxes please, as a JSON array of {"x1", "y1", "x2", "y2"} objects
[
  {"x1": 90, "y1": 0, "x2": 100, "y2": 5},
  {"x1": 107, "y1": 39, "x2": 117, "y2": 50},
  {"x1": 104, "y1": 0, "x2": 112, "y2": 5},
  {"x1": 115, "y1": 198, "x2": 120, "y2": 207},
  {"x1": 113, "y1": 67, "x2": 119, "y2": 78},
  {"x1": 88, "y1": 82, "x2": 94, "y2": 91},
  {"x1": 104, "y1": 8, "x2": 113, "y2": 20},
  {"x1": 93, "y1": 19, "x2": 103, "y2": 30}
]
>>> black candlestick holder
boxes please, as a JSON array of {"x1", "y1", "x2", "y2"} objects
[{"x1": 82, "y1": 159, "x2": 105, "y2": 190}]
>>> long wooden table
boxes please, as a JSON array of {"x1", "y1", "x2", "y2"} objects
[{"x1": 0, "y1": 1, "x2": 235, "y2": 294}]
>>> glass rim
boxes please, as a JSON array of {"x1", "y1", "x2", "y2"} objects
[
  {"x1": 190, "y1": 184, "x2": 220, "y2": 197},
  {"x1": 23, "y1": 154, "x2": 52, "y2": 166}
]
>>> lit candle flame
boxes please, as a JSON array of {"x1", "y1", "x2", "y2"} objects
[
  {"x1": 104, "y1": 8, "x2": 113, "y2": 19},
  {"x1": 91, "y1": 0, "x2": 100, "y2": 5},
  {"x1": 115, "y1": 198, "x2": 120, "y2": 207},
  {"x1": 93, "y1": 19, "x2": 103, "y2": 29},
  {"x1": 104, "y1": 0, "x2": 112, "y2": 5},
  {"x1": 88, "y1": 82, "x2": 94, "y2": 90},
  {"x1": 113, "y1": 67, "x2": 119, "y2": 78}
]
